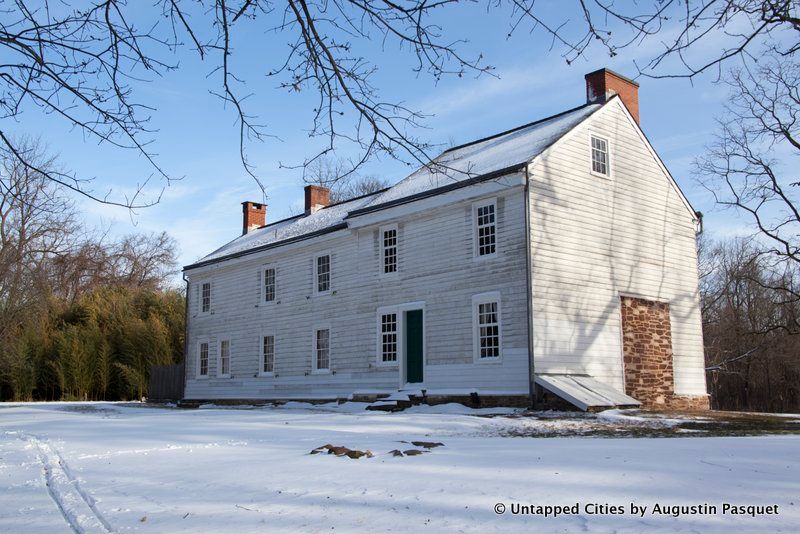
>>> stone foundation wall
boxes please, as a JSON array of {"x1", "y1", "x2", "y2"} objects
[{"x1": 666, "y1": 395, "x2": 711, "y2": 411}]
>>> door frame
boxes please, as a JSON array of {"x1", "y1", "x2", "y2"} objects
[{"x1": 396, "y1": 301, "x2": 426, "y2": 388}]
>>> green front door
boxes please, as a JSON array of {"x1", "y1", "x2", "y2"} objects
[{"x1": 405, "y1": 309, "x2": 424, "y2": 383}]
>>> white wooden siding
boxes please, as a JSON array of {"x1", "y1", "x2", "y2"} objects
[
  {"x1": 184, "y1": 184, "x2": 530, "y2": 399},
  {"x1": 528, "y1": 99, "x2": 707, "y2": 396}
]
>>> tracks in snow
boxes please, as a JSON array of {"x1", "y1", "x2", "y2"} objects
[{"x1": 12, "y1": 431, "x2": 114, "y2": 533}]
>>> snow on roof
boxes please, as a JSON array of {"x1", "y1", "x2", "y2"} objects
[
  {"x1": 189, "y1": 103, "x2": 601, "y2": 267},
  {"x1": 359, "y1": 103, "x2": 600, "y2": 209},
  {"x1": 197, "y1": 194, "x2": 372, "y2": 263}
]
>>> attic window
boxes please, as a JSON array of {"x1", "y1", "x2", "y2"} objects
[{"x1": 591, "y1": 135, "x2": 610, "y2": 176}]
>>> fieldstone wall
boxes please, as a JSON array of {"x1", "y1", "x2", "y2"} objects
[
  {"x1": 666, "y1": 395, "x2": 711, "y2": 411},
  {"x1": 620, "y1": 297, "x2": 675, "y2": 408}
]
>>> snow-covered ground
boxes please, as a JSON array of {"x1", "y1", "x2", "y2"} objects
[{"x1": 1, "y1": 402, "x2": 797, "y2": 533}]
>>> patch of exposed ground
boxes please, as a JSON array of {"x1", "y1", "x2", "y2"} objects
[{"x1": 494, "y1": 409, "x2": 800, "y2": 438}]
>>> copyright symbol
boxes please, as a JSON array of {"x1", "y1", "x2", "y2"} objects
[{"x1": 494, "y1": 503, "x2": 506, "y2": 515}]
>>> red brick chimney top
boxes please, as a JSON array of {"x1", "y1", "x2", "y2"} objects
[
  {"x1": 304, "y1": 185, "x2": 330, "y2": 215},
  {"x1": 585, "y1": 68, "x2": 640, "y2": 125},
  {"x1": 242, "y1": 201, "x2": 266, "y2": 235}
]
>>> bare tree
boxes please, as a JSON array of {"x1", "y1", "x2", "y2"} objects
[
  {"x1": 697, "y1": 56, "x2": 800, "y2": 304},
  {"x1": 4, "y1": 1, "x2": 795, "y2": 207},
  {"x1": 700, "y1": 238, "x2": 800, "y2": 411},
  {"x1": 302, "y1": 156, "x2": 389, "y2": 203},
  {"x1": 0, "y1": 138, "x2": 78, "y2": 339}
]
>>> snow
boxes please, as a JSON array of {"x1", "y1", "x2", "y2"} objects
[
  {"x1": 535, "y1": 374, "x2": 641, "y2": 410},
  {"x1": 193, "y1": 104, "x2": 600, "y2": 265},
  {"x1": 1, "y1": 402, "x2": 798, "y2": 533},
  {"x1": 360, "y1": 104, "x2": 600, "y2": 207},
  {"x1": 198, "y1": 196, "x2": 368, "y2": 263}
]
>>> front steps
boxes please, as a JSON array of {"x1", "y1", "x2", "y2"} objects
[{"x1": 365, "y1": 391, "x2": 420, "y2": 412}]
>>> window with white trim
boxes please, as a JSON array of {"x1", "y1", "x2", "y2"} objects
[
  {"x1": 201, "y1": 282, "x2": 211, "y2": 313},
  {"x1": 474, "y1": 200, "x2": 497, "y2": 257},
  {"x1": 591, "y1": 135, "x2": 609, "y2": 176},
  {"x1": 198, "y1": 341, "x2": 209, "y2": 377},
  {"x1": 381, "y1": 225, "x2": 398, "y2": 274},
  {"x1": 315, "y1": 254, "x2": 331, "y2": 294},
  {"x1": 218, "y1": 339, "x2": 231, "y2": 377},
  {"x1": 314, "y1": 328, "x2": 330, "y2": 371},
  {"x1": 261, "y1": 335, "x2": 275, "y2": 375},
  {"x1": 380, "y1": 312, "x2": 398, "y2": 363},
  {"x1": 263, "y1": 267, "x2": 276, "y2": 302},
  {"x1": 473, "y1": 293, "x2": 501, "y2": 361}
]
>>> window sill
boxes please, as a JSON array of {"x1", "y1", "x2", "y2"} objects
[
  {"x1": 196, "y1": 375, "x2": 210, "y2": 380},
  {"x1": 217, "y1": 374, "x2": 231, "y2": 379},
  {"x1": 258, "y1": 372, "x2": 275, "y2": 378},
  {"x1": 472, "y1": 252, "x2": 498, "y2": 262},
  {"x1": 474, "y1": 356, "x2": 503, "y2": 365},
  {"x1": 375, "y1": 361, "x2": 399, "y2": 368},
  {"x1": 311, "y1": 369, "x2": 331, "y2": 375},
  {"x1": 590, "y1": 170, "x2": 612, "y2": 180}
]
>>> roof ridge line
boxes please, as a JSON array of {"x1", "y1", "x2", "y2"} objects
[{"x1": 440, "y1": 101, "x2": 595, "y2": 155}]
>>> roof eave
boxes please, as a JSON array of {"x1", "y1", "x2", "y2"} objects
[
  {"x1": 183, "y1": 222, "x2": 349, "y2": 272},
  {"x1": 344, "y1": 162, "x2": 528, "y2": 220}
]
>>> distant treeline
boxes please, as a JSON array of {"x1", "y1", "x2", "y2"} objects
[
  {"x1": 701, "y1": 238, "x2": 800, "y2": 413},
  {"x1": 0, "y1": 138, "x2": 183, "y2": 401}
]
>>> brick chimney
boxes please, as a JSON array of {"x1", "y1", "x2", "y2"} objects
[
  {"x1": 304, "y1": 185, "x2": 330, "y2": 215},
  {"x1": 242, "y1": 201, "x2": 266, "y2": 235},
  {"x1": 585, "y1": 68, "x2": 640, "y2": 125}
]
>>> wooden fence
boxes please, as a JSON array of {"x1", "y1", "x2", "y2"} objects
[{"x1": 148, "y1": 363, "x2": 185, "y2": 402}]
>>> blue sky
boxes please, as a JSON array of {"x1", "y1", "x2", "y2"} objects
[{"x1": 16, "y1": 3, "x2": 755, "y2": 272}]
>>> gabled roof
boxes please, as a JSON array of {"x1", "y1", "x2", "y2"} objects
[{"x1": 185, "y1": 102, "x2": 602, "y2": 270}]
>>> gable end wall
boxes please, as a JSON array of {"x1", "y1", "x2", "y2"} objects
[{"x1": 528, "y1": 101, "x2": 707, "y2": 397}]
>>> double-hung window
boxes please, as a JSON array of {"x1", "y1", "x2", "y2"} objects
[
  {"x1": 380, "y1": 225, "x2": 398, "y2": 274},
  {"x1": 591, "y1": 135, "x2": 610, "y2": 176},
  {"x1": 263, "y1": 267, "x2": 276, "y2": 302},
  {"x1": 379, "y1": 312, "x2": 398, "y2": 363},
  {"x1": 200, "y1": 282, "x2": 211, "y2": 313},
  {"x1": 314, "y1": 254, "x2": 331, "y2": 294},
  {"x1": 473, "y1": 293, "x2": 502, "y2": 361},
  {"x1": 198, "y1": 341, "x2": 209, "y2": 377},
  {"x1": 218, "y1": 339, "x2": 231, "y2": 378},
  {"x1": 314, "y1": 328, "x2": 331, "y2": 372},
  {"x1": 474, "y1": 199, "x2": 497, "y2": 258},
  {"x1": 261, "y1": 334, "x2": 275, "y2": 376}
]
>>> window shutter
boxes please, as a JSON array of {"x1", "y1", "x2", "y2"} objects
[{"x1": 193, "y1": 282, "x2": 199, "y2": 316}]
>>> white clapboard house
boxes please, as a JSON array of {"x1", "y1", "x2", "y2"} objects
[{"x1": 182, "y1": 69, "x2": 709, "y2": 411}]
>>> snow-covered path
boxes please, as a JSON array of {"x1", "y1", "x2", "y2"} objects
[{"x1": 0, "y1": 402, "x2": 797, "y2": 533}]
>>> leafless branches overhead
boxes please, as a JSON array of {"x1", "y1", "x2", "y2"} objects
[{"x1": 3, "y1": 1, "x2": 797, "y2": 206}]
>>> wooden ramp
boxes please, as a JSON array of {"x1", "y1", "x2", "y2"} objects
[{"x1": 535, "y1": 374, "x2": 640, "y2": 411}]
